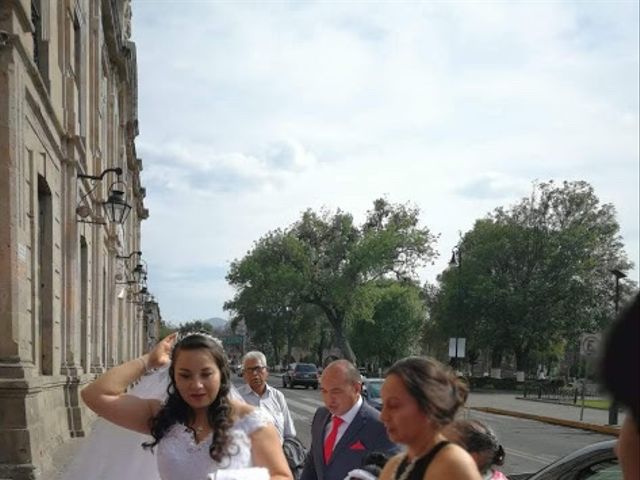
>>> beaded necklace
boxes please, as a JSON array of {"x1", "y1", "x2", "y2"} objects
[
  {"x1": 393, "y1": 441, "x2": 449, "y2": 480},
  {"x1": 393, "y1": 450, "x2": 426, "y2": 480}
]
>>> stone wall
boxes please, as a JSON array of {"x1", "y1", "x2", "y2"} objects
[{"x1": 0, "y1": 1, "x2": 152, "y2": 478}]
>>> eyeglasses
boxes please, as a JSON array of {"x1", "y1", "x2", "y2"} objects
[{"x1": 244, "y1": 366, "x2": 266, "y2": 374}]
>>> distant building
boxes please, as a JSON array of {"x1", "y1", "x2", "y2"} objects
[{"x1": 0, "y1": 1, "x2": 152, "y2": 478}]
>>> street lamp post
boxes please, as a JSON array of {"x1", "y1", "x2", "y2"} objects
[
  {"x1": 608, "y1": 268, "x2": 627, "y2": 425},
  {"x1": 449, "y1": 246, "x2": 462, "y2": 371}
]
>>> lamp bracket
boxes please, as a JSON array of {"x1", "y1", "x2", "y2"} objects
[
  {"x1": 78, "y1": 167, "x2": 123, "y2": 181},
  {"x1": 117, "y1": 250, "x2": 142, "y2": 260},
  {"x1": 78, "y1": 218, "x2": 108, "y2": 225}
]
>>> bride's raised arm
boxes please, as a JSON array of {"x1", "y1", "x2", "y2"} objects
[{"x1": 81, "y1": 333, "x2": 176, "y2": 434}]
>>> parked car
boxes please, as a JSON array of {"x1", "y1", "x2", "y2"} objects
[
  {"x1": 361, "y1": 378, "x2": 384, "y2": 411},
  {"x1": 508, "y1": 440, "x2": 619, "y2": 480},
  {"x1": 282, "y1": 363, "x2": 319, "y2": 389}
]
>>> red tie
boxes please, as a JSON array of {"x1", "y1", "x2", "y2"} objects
[{"x1": 323, "y1": 416, "x2": 344, "y2": 464}]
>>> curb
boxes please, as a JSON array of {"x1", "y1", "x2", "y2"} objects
[{"x1": 470, "y1": 406, "x2": 620, "y2": 436}]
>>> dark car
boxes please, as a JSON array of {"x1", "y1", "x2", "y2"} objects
[
  {"x1": 509, "y1": 440, "x2": 619, "y2": 480},
  {"x1": 361, "y1": 378, "x2": 384, "y2": 411},
  {"x1": 282, "y1": 363, "x2": 319, "y2": 389}
]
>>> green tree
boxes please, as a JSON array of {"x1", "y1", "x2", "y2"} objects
[
  {"x1": 430, "y1": 180, "x2": 634, "y2": 373},
  {"x1": 225, "y1": 231, "x2": 310, "y2": 366},
  {"x1": 226, "y1": 199, "x2": 437, "y2": 363},
  {"x1": 179, "y1": 320, "x2": 215, "y2": 334},
  {"x1": 159, "y1": 320, "x2": 177, "y2": 340},
  {"x1": 349, "y1": 280, "x2": 426, "y2": 368}
]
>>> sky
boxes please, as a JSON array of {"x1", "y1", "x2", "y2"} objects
[{"x1": 131, "y1": 1, "x2": 640, "y2": 325}]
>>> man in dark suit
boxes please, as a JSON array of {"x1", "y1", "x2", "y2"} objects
[{"x1": 300, "y1": 360, "x2": 398, "y2": 480}]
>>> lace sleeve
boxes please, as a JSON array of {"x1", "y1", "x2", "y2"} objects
[{"x1": 235, "y1": 408, "x2": 272, "y2": 435}]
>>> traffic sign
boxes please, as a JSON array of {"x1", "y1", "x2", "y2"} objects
[
  {"x1": 448, "y1": 337, "x2": 466, "y2": 358},
  {"x1": 579, "y1": 333, "x2": 600, "y2": 358}
]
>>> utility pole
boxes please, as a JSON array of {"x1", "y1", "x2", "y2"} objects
[
  {"x1": 608, "y1": 268, "x2": 626, "y2": 425},
  {"x1": 449, "y1": 245, "x2": 463, "y2": 371}
]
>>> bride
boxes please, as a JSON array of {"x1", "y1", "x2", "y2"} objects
[{"x1": 66, "y1": 332, "x2": 292, "y2": 480}]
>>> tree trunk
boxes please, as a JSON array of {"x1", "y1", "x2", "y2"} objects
[
  {"x1": 286, "y1": 314, "x2": 293, "y2": 362},
  {"x1": 491, "y1": 348, "x2": 503, "y2": 368},
  {"x1": 271, "y1": 341, "x2": 280, "y2": 367},
  {"x1": 514, "y1": 346, "x2": 529, "y2": 372},
  {"x1": 315, "y1": 328, "x2": 326, "y2": 366},
  {"x1": 317, "y1": 304, "x2": 357, "y2": 364},
  {"x1": 332, "y1": 318, "x2": 356, "y2": 364}
]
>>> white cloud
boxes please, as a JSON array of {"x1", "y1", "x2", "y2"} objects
[{"x1": 132, "y1": 1, "x2": 639, "y2": 322}]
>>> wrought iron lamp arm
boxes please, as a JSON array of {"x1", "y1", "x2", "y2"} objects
[
  {"x1": 117, "y1": 250, "x2": 142, "y2": 260},
  {"x1": 78, "y1": 167, "x2": 123, "y2": 181},
  {"x1": 77, "y1": 167, "x2": 123, "y2": 215}
]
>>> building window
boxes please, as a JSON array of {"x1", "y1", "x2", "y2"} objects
[
  {"x1": 101, "y1": 267, "x2": 107, "y2": 368},
  {"x1": 31, "y1": 0, "x2": 49, "y2": 86},
  {"x1": 80, "y1": 236, "x2": 88, "y2": 372},
  {"x1": 74, "y1": 12, "x2": 85, "y2": 136},
  {"x1": 37, "y1": 175, "x2": 53, "y2": 376}
]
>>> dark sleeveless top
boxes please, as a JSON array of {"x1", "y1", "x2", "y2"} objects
[{"x1": 394, "y1": 441, "x2": 451, "y2": 480}]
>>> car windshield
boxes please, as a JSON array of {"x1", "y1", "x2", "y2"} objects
[
  {"x1": 366, "y1": 381, "x2": 383, "y2": 399},
  {"x1": 296, "y1": 364, "x2": 317, "y2": 372}
]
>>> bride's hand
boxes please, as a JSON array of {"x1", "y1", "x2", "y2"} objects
[{"x1": 147, "y1": 332, "x2": 177, "y2": 369}]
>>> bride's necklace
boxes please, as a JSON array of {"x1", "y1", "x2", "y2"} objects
[{"x1": 188, "y1": 420, "x2": 210, "y2": 434}]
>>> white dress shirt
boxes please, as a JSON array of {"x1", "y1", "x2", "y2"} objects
[
  {"x1": 323, "y1": 395, "x2": 363, "y2": 446},
  {"x1": 237, "y1": 383, "x2": 296, "y2": 440}
]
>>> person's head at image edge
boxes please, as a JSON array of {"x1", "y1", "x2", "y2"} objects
[
  {"x1": 379, "y1": 356, "x2": 482, "y2": 479},
  {"x1": 601, "y1": 293, "x2": 640, "y2": 480},
  {"x1": 144, "y1": 332, "x2": 234, "y2": 463},
  {"x1": 443, "y1": 419, "x2": 506, "y2": 479}
]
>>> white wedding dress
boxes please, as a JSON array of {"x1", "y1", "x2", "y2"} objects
[
  {"x1": 157, "y1": 409, "x2": 269, "y2": 479},
  {"x1": 61, "y1": 367, "x2": 269, "y2": 480}
]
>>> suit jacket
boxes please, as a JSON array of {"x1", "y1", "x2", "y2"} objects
[{"x1": 300, "y1": 400, "x2": 399, "y2": 480}]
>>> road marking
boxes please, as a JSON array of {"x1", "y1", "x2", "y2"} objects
[
  {"x1": 505, "y1": 447, "x2": 556, "y2": 465},
  {"x1": 285, "y1": 396, "x2": 323, "y2": 414},
  {"x1": 291, "y1": 411, "x2": 310, "y2": 422}
]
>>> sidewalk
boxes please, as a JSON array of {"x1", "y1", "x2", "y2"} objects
[
  {"x1": 467, "y1": 392, "x2": 622, "y2": 436},
  {"x1": 271, "y1": 372, "x2": 621, "y2": 435}
]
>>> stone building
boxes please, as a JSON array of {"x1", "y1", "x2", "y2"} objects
[{"x1": 0, "y1": 1, "x2": 154, "y2": 478}]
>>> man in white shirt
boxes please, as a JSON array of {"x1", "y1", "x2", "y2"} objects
[{"x1": 238, "y1": 350, "x2": 296, "y2": 441}]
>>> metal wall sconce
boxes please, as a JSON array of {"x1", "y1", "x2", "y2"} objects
[
  {"x1": 131, "y1": 261, "x2": 147, "y2": 284},
  {"x1": 129, "y1": 286, "x2": 154, "y2": 306},
  {"x1": 77, "y1": 167, "x2": 132, "y2": 224}
]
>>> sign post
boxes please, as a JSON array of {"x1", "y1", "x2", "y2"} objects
[
  {"x1": 449, "y1": 337, "x2": 466, "y2": 374},
  {"x1": 579, "y1": 333, "x2": 600, "y2": 421}
]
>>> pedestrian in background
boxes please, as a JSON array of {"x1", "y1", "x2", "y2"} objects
[
  {"x1": 601, "y1": 293, "x2": 639, "y2": 480},
  {"x1": 378, "y1": 357, "x2": 481, "y2": 480},
  {"x1": 301, "y1": 359, "x2": 398, "y2": 480},
  {"x1": 238, "y1": 350, "x2": 296, "y2": 441},
  {"x1": 443, "y1": 419, "x2": 508, "y2": 480}
]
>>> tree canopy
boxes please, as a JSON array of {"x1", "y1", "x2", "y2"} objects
[
  {"x1": 428, "y1": 180, "x2": 634, "y2": 372},
  {"x1": 225, "y1": 198, "x2": 438, "y2": 363}
]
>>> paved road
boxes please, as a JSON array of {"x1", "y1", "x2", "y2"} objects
[{"x1": 253, "y1": 375, "x2": 615, "y2": 476}]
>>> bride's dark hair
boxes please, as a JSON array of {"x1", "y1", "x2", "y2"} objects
[{"x1": 143, "y1": 333, "x2": 237, "y2": 462}]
